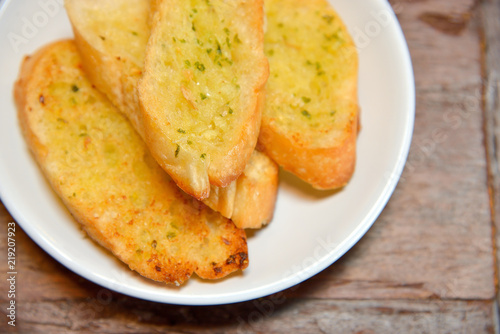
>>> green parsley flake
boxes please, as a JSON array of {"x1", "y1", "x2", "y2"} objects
[
  {"x1": 301, "y1": 110, "x2": 312, "y2": 119},
  {"x1": 195, "y1": 61, "x2": 205, "y2": 72},
  {"x1": 322, "y1": 15, "x2": 334, "y2": 24}
]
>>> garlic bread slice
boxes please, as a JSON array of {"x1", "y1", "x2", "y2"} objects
[
  {"x1": 15, "y1": 40, "x2": 248, "y2": 285},
  {"x1": 139, "y1": 0, "x2": 269, "y2": 199},
  {"x1": 65, "y1": 0, "x2": 277, "y2": 228},
  {"x1": 259, "y1": 0, "x2": 359, "y2": 189}
]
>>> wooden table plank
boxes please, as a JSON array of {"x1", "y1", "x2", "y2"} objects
[
  {"x1": 480, "y1": 0, "x2": 500, "y2": 309},
  {"x1": 1, "y1": 298, "x2": 495, "y2": 333}
]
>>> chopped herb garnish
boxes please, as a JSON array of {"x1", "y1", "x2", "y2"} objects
[
  {"x1": 228, "y1": 107, "x2": 234, "y2": 114},
  {"x1": 71, "y1": 85, "x2": 79, "y2": 92},
  {"x1": 185, "y1": 60, "x2": 191, "y2": 67},
  {"x1": 216, "y1": 42, "x2": 222, "y2": 55},
  {"x1": 195, "y1": 61, "x2": 205, "y2": 72},
  {"x1": 330, "y1": 110, "x2": 336, "y2": 116},
  {"x1": 224, "y1": 27, "x2": 230, "y2": 35},
  {"x1": 200, "y1": 93, "x2": 208, "y2": 100},
  {"x1": 193, "y1": 8, "x2": 198, "y2": 13},
  {"x1": 322, "y1": 15, "x2": 334, "y2": 24},
  {"x1": 192, "y1": 22, "x2": 196, "y2": 31},
  {"x1": 175, "y1": 144, "x2": 180, "y2": 157},
  {"x1": 226, "y1": 37, "x2": 231, "y2": 48},
  {"x1": 324, "y1": 32, "x2": 341, "y2": 41},
  {"x1": 267, "y1": 49, "x2": 275, "y2": 56},
  {"x1": 131, "y1": 31, "x2": 138, "y2": 36},
  {"x1": 234, "y1": 34, "x2": 242, "y2": 44},
  {"x1": 177, "y1": 128, "x2": 186, "y2": 134},
  {"x1": 201, "y1": 153, "x2": 206, "y2": 159},
  {"x1": 167, "y1": 232, "x2": 176, "y2": 239},
  {"x1": 187, "y1": 140, "x2": 193, "y2": 145},
  {"x1": 302, "y1": 97, "x2": 311, "y2": 103},
  {"x1": 206, "y1": 48, "x2": 213, "y2": 54},
  {"x1": 301, "y1": 110, "x2": 312, "y2": 118},
  {"x1": 180, "y1": 38, "x2": 186, "y2": 43},
  {"x1": 172, "y1": 37, "x2": 177, "y2": 42},
  {"x1": 277, "y1": 22, "x2": 284, "y2": 28}
]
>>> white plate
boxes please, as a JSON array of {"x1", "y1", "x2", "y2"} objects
[{"x1": 0, "y1": 0, "x2": 414, "y2": 305}]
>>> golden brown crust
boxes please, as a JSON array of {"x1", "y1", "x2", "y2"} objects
[
  {"x1": 15, "y1": 40, "x2": 248, "y2": 285},
  {"x1": 259, "y1": 0, "x2": 359, "y2": 190},
  {"x1": 203, "y1": 150, "x2": 279, "y2": 229},
  {"x1": 258, "y1": 112, "x2": 357, "y2": 189},
  {"x1": 231, "y1": 150, "x2": 279, "y2": 229},
  {"x1": 139, "y1": 0, "x2": 268, "y2": 199}
]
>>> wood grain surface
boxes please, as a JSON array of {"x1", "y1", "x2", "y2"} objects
[{"x1": 1, "y1": 0, "x2": 499, "y2": 333}]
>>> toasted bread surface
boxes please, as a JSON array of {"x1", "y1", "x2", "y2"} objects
[
  {"x1": 66, "y1": 0, "x2": 278, "y2": 228},
  {"x1": 258, "y1": 0, "x2": 359, "y2": 189},
  {"x1": 232, "y1": 150, "x2": 279, "y2": 229},
  {"x1": 65, "y1": 0, "x2": 150, "y2": 138},
  {"x1": 203, "y1": 150, "x2": 279, "y2": 229},
  {"x1": 139, "y1": 0, "x2": 269, "y2": 199},
  {"x1": 14, "y1": 40, "x2": 248, "y2": 285}
]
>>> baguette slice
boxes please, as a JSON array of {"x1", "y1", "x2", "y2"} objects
[
  {"x1": 259, "y1": 0, "x2": 359, "y2": 189},
  {"x1": 65, "y1": 0, "x2": 277, "y2": 228},
  {"x1": 204, "y1": 150, "x2": 279, "y2": 229},
  {"x1": 139, "y1": 0, "x2": 269, "y2": 199},
  {"x1": 14, "y1": 40, "x2": 248, "y2": 285}
]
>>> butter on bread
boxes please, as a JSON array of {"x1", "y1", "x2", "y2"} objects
[
  {"x1": 65, "y1": 0, "x2": 277, "y2": 228},
  {"x1": 258, "y1": 0, "x2": 359, "y2": 189},
  {"x1": 14, "y1": 40, "x2": 248, "y2": 285},
  {"x1": 140, "y1": 0, "x2": 269, "y2": 199},
  {"x1": 66, "y1": 0, "x2": 278, "y2": 228}
]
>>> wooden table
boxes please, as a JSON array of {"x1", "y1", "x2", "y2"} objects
[{"x1": 2, "y1": 0, "x2": 499, "y2": 332}]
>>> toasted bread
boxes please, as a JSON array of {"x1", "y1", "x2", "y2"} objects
[
  {"x1": 14, "y1": 40, "x2": 248, "y2": 285},
  {"x1": 258, "y1": 0, "x2": 359, "y2": 189},
  {"x1": 65, "y1": 0, "x2": 278, "y2": 228},
  {"x1": 204, "y1": 150, "x2": 279, "y2": 229},
  {"x1": 139, "y1": 0, "x2": 269, "y2": 199}
]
